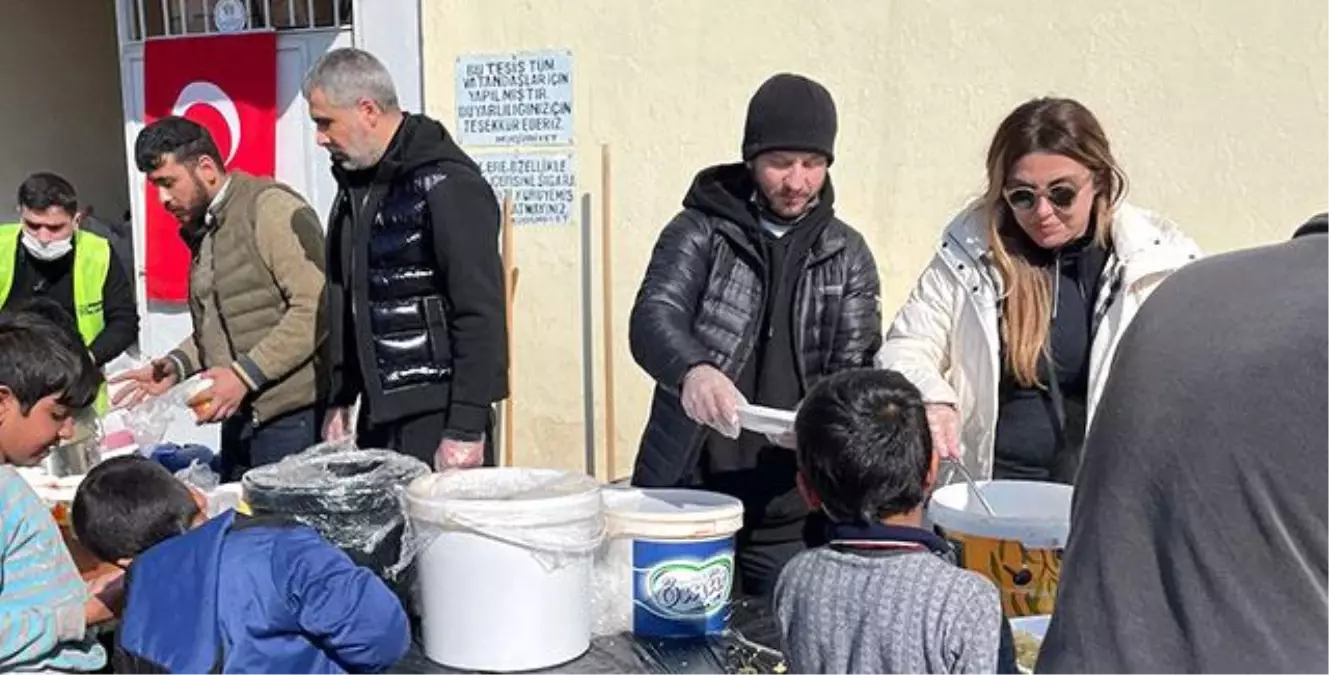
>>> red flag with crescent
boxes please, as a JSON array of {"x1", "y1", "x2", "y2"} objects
[{"x1": 143, "y1": 33, "x2": 277, "y2": 302}]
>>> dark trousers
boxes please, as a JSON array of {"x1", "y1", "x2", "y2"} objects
[
  {"x1": 219, "y1": 405, "x2": 320, "y2": 482},
  {"x1": 357, "y1": 408, "x2": 497, "y2": 468}
]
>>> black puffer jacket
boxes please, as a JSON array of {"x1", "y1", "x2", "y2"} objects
[
  {"x1": 629, "y1": 163, "x2": 882, "y2": 487},
  {"x1": 326, "y1": 114, "x2": 507, "y2": 431}
]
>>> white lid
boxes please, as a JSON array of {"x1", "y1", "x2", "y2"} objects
[
  {"x1": 927, "y1": 480, "x2": 1072, "y2": 548},
  {"x1": 602, "y1": 487, "x2": 744, "y2": 540},
  {"x1": 405, "y1": 468, "x2": 602, "y2": 524},
  {"x1": 736, "y1": 403, "x2": 796, "y2": 436}
]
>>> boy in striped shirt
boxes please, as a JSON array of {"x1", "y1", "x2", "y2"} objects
[{"x1": 0, "y1": 309, "x2": 115, "y2": 672}]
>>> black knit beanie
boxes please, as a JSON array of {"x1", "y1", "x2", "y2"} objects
[{"x1": 741, "y1": 73, "x2": 838, "y2": 164}]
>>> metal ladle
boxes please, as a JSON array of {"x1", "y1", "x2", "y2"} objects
[{"x1": 944, "y1": 457, "x2": 998, "y2": 517}]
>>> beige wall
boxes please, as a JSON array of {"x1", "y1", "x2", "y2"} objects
[
  {"x1": 422, "y1": 0, "x2": 1329, "y2": 477},
  {"x1": 0, "y1": 0, "x2": 128, "y2": 221}
]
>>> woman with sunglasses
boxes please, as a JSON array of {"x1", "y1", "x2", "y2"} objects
[{"x1": 877, "y1": 97, "x2": 1201, "y2": 484}]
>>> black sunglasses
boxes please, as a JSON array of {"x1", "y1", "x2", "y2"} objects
[{"x1": 1003, "y1": 183, "x2": 1084, "y2": 212}]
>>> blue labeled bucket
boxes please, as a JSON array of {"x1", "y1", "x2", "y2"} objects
[{"x1": 601, "y1": 488, "x2": 744, "y2": 638}]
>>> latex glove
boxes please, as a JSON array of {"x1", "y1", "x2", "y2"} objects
[
  {"x1": 680, "y1": 364, "x2": 742, "y2": 439},
  {"x1": 924, "y1": 402, "x2": 961, "y2": 459},
  {"x1": 766, "y1": 430, "x2": 797, "y2": 449},
  {"x1": 436, "y1": 436, "x2": 485, "y2": 471},
  {"x1": 323, "y1": 406, "x2": 351, "y2": 442},
  {"x1": 110, "y1": 359, "x2": 179, "y2": 409}
]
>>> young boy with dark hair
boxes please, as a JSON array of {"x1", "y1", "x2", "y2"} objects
[
  {"x1": 774, "y1": 369, "x2": 1002, "y2": 674},
  {"x1": 0, "y1": 309, "x2": 111, "y2": 672},
  {"x1": 72, "y1": 455, "x2": 411, "y2": 674}
]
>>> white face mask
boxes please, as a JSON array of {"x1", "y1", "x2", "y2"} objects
[{"x1": 21, "y1": 231, "x2": 73, "y2": 261}]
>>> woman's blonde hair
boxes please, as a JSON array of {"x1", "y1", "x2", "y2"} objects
[{"x1": 983, "y1": 98, "x2": 1127, "y2": 388}]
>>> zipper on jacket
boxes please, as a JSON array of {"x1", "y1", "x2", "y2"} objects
[
  {"x1": 341, "y1": 195, "x2": 359, "y2": 327},
  {"x1": 1052, "y1": 250, "x2": 1062, "y2": 320}
]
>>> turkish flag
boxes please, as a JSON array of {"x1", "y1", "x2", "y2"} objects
[{"x1": 143, "y1": 33, "x2": 277, "y2": 302}]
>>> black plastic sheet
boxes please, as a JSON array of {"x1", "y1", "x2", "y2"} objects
[{"x1": 392, "y1": 597, "x2": 786, "y2": 674}]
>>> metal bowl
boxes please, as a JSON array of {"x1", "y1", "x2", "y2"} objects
[{"x1": 42, "y1": 412, "x2": 103, "y2": 478}]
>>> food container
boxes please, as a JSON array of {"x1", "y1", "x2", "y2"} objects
[
  {"x1": 186, "y1": 378, "x2": 214, "y2": 422},
  {"x1": 927, "y1": 480, "x2": 1072, "y2": 616},
  {"x1": 43, "y1": 413, "x2": 102, "y2": 478},
  {"x1": 1010, "y1": 614, "x2": 1051, "y2": 673}
]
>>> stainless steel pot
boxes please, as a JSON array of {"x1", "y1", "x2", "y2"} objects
[{"x1": 42, "y1": 413, "x2": 103, "y2": 478}]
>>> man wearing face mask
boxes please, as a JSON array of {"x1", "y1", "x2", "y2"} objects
[
  {"x1": 0, "y1": 173, "x2": 138, "y2": 408},
  {"x1": 111, "y1": 117, "x2": 327, "y2": 481},
  {"x1": 629, "y1": 74, "x2": 882, "y2": 597}
]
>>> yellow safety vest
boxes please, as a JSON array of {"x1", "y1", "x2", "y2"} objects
[{"x1": 0, "y1": 224, "x2": 112, "y2": 413}]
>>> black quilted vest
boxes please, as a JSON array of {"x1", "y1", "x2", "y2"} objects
[{"x1": 362, "y1": 165, "x2": 453, "y2": 391}]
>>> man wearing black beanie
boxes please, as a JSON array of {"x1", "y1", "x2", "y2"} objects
[{"x1": 629, "y1": 74, "x2": 882, "y2": 596}]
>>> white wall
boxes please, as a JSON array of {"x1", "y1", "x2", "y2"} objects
[
  {"x1": 421, "y1": 0, "x2": 1329, "y2": 477},
  {"x1": 0, "y1": 0, "x2": 128, "y2": 220}
]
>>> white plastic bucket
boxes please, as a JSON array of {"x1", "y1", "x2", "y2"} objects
[
  {"x1": 405, "y1": 468, "x2": 604, "y2": 672},
  {"x1": 926, "y1": 480, "x2": 1072, "y2": 616},
  {"x1": 600, "y1": 487, "x2": 744, "y2": 638}
]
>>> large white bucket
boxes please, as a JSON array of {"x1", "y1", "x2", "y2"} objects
[
  {"x1": 599, "y1": 487, "x2": 744, "y2": 637},
  {"x1": 405, "y1": 468, "x2": 604, "y2": 671},
  {"x1": 926, "y1": 480, "x2": 1072, "y2": 616}
]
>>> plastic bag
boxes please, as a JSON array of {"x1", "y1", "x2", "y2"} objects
[
  {"x1": 242, "y1": 440, "x2": 429, "y2": 578},
  {"x1": 105, "y1": 354, "x2": 197, "y2": 448},
  {"x1": 396, "y1": 468, "x2": 605, "y2": 577},
  {"x1": 124, "y1": 384, "x2": 189, "y2": 448},
  {"x1": 591, "y1": 538, "x2": 635, "y2": 636},
  {"x1": 174, "y1": 459, "x2": 220, "y2": 492}
]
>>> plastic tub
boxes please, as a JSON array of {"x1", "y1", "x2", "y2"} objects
[
  {"x1": 927, "y1": 480, "x2": 1072, "y2": 616},
  {"x1": 600, "y1": 487, "x2": 744, "y2": 638},
  {"x1": 242, "y1": 446, "x2": 429, "y2": 576},
  {"x1": 405, "y1": 468, "x2": 604, "y2": 672}
]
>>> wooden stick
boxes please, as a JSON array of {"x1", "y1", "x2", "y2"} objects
[
  {"x1": 501, "y1": 197, "x2": 517, "y2": 467},
  {"x1": 579, "y1": 194, "x2": 597, "y2": 477},
  {"x1": 600, "y1": 144, "x2": 618, "y2": 482}
]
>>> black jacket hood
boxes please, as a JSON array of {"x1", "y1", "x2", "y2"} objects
[{"x1": 682, "y1": 162, "x2": 835, "y2": 231}]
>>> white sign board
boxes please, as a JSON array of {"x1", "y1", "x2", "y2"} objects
[
  {"x1": 456, "y1": 50, "x2": 573, "y2": 147},
  {"x1": 477, "y1": 153, "x2": 576, "y2": 226}
]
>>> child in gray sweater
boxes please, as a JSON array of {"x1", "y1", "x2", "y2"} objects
[{"x1": 773, "y1": 369, "x2": 1001, "y2": 674}]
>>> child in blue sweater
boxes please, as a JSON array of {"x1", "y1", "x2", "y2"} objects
[
  {"x1": 0, "y1": 309, "x2": 114, "y2": 672},
  {"x1": 72, "y1": 455, "x2": 410, "y2": 674}
]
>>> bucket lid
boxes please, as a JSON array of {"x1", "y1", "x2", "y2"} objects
[
  {"x1": 405, "y1": 467, "x2": 602, "y2": 525},
  {"x1": 926, "y1": 480, "x2": 1072, "y2": 549},
  {"x1": 602, "y1": 487, "x2": 744, "y2": 540}
]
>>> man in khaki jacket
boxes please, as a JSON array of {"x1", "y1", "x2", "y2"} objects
[{"x1": 114, "y1": 117, "x2": 326, "y2": 481}]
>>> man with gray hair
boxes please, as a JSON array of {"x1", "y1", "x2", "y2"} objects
[{"x1": 303, "y1": 47, "x2": 507, "y2": 469}]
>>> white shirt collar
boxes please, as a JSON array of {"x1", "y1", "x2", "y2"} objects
[{"x1": 205, "y1": 177, "x2": 233, "y2": 225}]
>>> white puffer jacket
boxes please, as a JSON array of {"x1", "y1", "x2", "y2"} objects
[{"x1": 876, "y1": 202, "x2": 1202, "y2": 479}]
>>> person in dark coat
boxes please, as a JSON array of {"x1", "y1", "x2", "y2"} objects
[
  {"x1": 628, "y1": 73, "x2": 882, "y2": 596},
  {"x1": 303, "y1": 48, "x2": 507, "y2": 470},
  {"x1": 1036, "y1": 217, "x2": 1328, "y2": 673}
]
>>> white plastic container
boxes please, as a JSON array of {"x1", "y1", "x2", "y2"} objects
[
  {"x1": 405, "y1": 468, "x2": 603, "y2": 672},
  {"x1": 204, "y1": 483, "x2": 246, "y2": 517},
  {"x1": 598, "y1": 487, "x2": 744, "y2": 637},
  {"x1": 926, "y1": 480, "x2": 1072, "y2": 616}
]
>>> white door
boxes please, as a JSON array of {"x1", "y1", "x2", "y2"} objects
[{"x1": 115, "y1": 0, "x2": 352, "y2": 449}]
